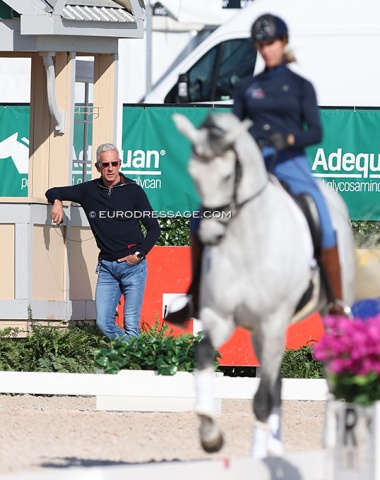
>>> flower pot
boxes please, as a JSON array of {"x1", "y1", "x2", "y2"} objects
[{"x1": 324, "y1": 399, "x2": 380, "y2": 480}]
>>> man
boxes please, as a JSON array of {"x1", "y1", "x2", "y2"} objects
[{"x1": 45, "y1": 143, "x2": 161, "y2": 340}]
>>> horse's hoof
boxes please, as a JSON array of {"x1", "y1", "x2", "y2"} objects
[
  {"x1": 164, "y1": 295, "x2": 194, "y2": 326},
  {"x1": 199, "y1": 414, "x2": 224, "y2": 453},
  {"x1": 268, "y1": 437, "x2": 284, "y2": 457},
  {"x1": 201, "y1": 433, "x2": 224, "y2": 453}
]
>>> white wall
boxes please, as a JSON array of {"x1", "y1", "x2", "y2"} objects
[
  {"x1": 117, "y1": 29, "x2": 199, "y2": 104},
  {"x1": 0, "y1": 30, "x2": 209, "y2": 105},
  {"x1": 0, "y1": 58, "x2": 31, "y2": 103}
]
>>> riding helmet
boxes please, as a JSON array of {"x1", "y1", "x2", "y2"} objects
[{"x1": 251, "y1": 14, "x2": 288, "y2": 42}]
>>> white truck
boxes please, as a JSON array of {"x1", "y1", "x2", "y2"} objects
[{"x1": 142, "y1": 0, "x2": 380, "y2": 107}]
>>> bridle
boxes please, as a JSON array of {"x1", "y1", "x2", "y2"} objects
[{"x1": 194, "y1": 143, "x2": 268, "y2": 228}]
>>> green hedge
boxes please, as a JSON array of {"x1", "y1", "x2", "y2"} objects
[
  {"x1": 0, "y1": 322, "x2": 323, "y2": 377},
  {"x1": 156, "y1": 218, "x2": 380, "y2": 247},
  {"x1": 280, "y1": 344, "x2": 324, "y2": 379},
  {"x1": 0, "y1": 323, "x2": 101, "y2": 373},
  {"x1": 95, "y1": 320, "x2": 221, "y2": 375}
]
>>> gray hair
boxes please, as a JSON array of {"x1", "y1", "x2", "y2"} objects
[{"x1": 96, "y1": 143, "x2": 119, "y2": 163}]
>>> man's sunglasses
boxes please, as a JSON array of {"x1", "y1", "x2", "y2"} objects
[{"x1": 99, "y1": 161, "x2": 120, "y2": 168}]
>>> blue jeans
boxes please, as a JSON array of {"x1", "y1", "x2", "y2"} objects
[
  {"x1": 95, "y1": 259, "x2": 147, "y2": 340},
  {"x1": 263, "y1": 147, "x2": 337, "y2": 248}
]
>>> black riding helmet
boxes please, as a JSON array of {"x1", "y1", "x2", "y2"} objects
[{"x1": 251, "y1": 14, "x2": 288, "y2": 42}]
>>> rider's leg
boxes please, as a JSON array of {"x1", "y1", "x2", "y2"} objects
[
  {"x1": 320, "y1": 245, "x2": 344, "y2": 313},
  {"x1": 272, "y1": 155, "x2": 348, "y2": 315},
  {"x1": 165, "y1": 222, "x2": 203, "y2": 324}
]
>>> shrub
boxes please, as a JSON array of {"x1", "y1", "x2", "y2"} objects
[
  {"x1": 0, "y1": 328, "x2": 25, "y2": 371},
  {"x1": 280, "y1": 343, "x2": 324, "y2": 379},
  {"x1": 351, "y1": 220, "x2": 380, "y2": 247},
  {"x1": 95, "y1": 320, "x2": 221, "y2": 375},
  {"x1": 157, "y1": 218, "x2": 190, "y2": 246},
  {"x1": 0, "y1": 323, "x2": 101, "y2": 373},
  {"x1": 0, "y1": 319, "x2": 325, "y2": 378},
  {"x1": 152, "y1": 218, "x2": 380, "y2": 248}
]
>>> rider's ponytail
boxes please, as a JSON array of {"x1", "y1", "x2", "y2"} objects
[{"x1": 283, "y1": 47, "x2": 296, "y2": 64}]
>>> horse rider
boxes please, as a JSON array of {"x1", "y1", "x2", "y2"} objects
[{"x1": 166, "y1": 13, "x2": 348, "y2": 324}]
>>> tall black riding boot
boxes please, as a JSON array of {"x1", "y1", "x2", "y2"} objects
[
  {"x1": 320, "y1": 245, "x2": 351, "y2": 317},
  {"x1": 164, "y1": 233, "x2": 203, "y2": 325}
]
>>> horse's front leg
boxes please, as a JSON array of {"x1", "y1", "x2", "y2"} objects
[
  {"x1": 195, "y1": 333, "x2": 224, "y2": 453},
  {"x1": 251, "y1": 327, "x2": 286, "y2": 459},
  {"x1": 194, "y1": 307, "x2": 234, "y2": 453}
]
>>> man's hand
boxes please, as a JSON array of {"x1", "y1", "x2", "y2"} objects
[
  {"x1": 51, "y1": 200, "x2": 64, "y2": 225},
  {"x1": 117, "y1": 254, "x2": 141, "y2": 265}
]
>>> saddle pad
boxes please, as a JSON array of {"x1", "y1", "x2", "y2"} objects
[{"x1": 270, "y1": 174, "x2": 315, "y2": 269}]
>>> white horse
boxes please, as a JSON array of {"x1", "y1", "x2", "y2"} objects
[{"x1": 172, "y1": 112, "x2": 356, "y2": 459}]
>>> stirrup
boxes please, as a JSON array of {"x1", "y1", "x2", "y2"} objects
[
  {"x1": 164, "y1": 294, "x2": 194, "y2": 325},
  {"x1": 323, "y1": 300, "x2": 353, "y2": 319}
]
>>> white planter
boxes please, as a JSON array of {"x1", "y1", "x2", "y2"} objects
[
  {"x1": 0, "y1": 371, "x2": 328, "y2": 402},
  {"x1": 96, "y1": 370, "x2": 222, "y2": 413},
  {"x1": 324, "y1": 399, "x2": 380, "y2": 480}
]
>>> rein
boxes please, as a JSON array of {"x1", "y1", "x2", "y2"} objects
[{"x1": 200, "y1": 147, "x2": 268, "y2": 225}]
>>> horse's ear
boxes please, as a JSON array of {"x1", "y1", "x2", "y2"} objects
[
  {"x1": 223, "y1": 118, "x2": 253, "y2": 146},
  {"x1": 172, "y1": 114, "x2": 200, "y2": 144}
]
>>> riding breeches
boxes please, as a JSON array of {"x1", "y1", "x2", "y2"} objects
[{"x1": 263, "y1": 149, "x2": 337, "y2": 249}]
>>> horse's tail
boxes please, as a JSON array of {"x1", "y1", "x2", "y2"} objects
[{"x1": 318, "y1": 181, "x2": 356, "y2": 305}]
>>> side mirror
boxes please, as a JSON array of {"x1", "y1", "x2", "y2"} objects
[{"x1": 176, "y1": 73, "x2": 189, "y2": 103}]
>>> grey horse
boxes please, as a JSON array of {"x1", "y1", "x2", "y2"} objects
[{"x1": 172, "y1": 112, "x2": 356, "y2": 458}]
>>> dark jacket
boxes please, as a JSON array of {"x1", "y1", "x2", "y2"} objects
[
  {"x1": 233, "y1": 64, "x2": 322, "y2": 158},
  {"x1": 45, "y1": 173, "x2": 161, "y2": 261}
]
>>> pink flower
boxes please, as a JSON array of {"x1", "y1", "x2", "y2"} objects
[{"x1": 314, "y1": 314, "x2": 380, "y2": 376}]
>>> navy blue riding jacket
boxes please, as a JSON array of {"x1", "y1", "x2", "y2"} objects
[
  {"x1": 232, "y1": 64, "x2": 338, "y2": 249},
  {"x1": 45, "y1": 173, "x2": 161, "y2": 261},
  {"x1": 232, "y1": 64, "x2": 322, "y2": 159}
]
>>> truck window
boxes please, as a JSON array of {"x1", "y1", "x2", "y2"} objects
[
  {"x1": 187, "y1": 46, "x2": 218, "y2": 102},
  {"x1": 164, "y1": 38, "x2": 256, "y2": 103},
  {"x1": 214, "y1": 39, "x2": 256, "y2": 101}
]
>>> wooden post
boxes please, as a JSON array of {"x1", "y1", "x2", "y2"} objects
[
  {"x1": 92, "y1": 53, "x2": 118, "y2": 176},
  {"x1": 28, "y1": 51, "x2": 75, "y2": 199}
]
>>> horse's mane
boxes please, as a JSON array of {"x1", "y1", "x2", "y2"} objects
[
  {"x1": 199, "y1": 113, "x2": 244, "y2": 156},
  {"x1": 199, "y1": 115, "x2": 228, "y2": 154}
]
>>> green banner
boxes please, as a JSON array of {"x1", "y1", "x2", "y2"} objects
[
  {"x1": 122, "y1": 106, "x2": 380, "y2": 220},
  {"x1": 307, "y1": 109, "x2": 380, "y2": 221},
  {"x1": 0, "y1": 105, "x2": 29, "y2": 197},
  {"x1": 2, "y1": 104, "x2": 380, "y2": 221},
  {"x1": 121, "y1": 106, "x2": 216, "y2": 215}
]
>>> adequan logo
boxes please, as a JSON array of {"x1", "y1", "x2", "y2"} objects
[
  {"x1": 312, "y1": 147, "x2": 380, "y2": 179},
  {"x1": 121, "y1": 148, "x2": 166, "y2": 174},
  {"x1": 120, "y1": 149, "x2": 166, "y2": 189}
]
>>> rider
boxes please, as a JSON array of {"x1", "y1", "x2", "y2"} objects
[{"x1": 165, "y1": 13, "x2": 348, "y2": 324}]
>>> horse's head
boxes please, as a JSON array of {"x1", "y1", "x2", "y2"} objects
[{"x1": 173, "y1": 113, "x2": 253, "y2": 244}]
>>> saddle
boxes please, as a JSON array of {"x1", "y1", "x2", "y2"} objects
[
  {"x1": 280, "y1": 181, "x2": 322, "y2": 256},
  {"x1": 293, "y1": 193, "x2": 321, "y2": 313},
  {"x1": 279, "y1": 181, "x2": 324, "y2": 316},
  {"x1": 279, "y1": 180, "x2": 351, "y2": 320}
]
